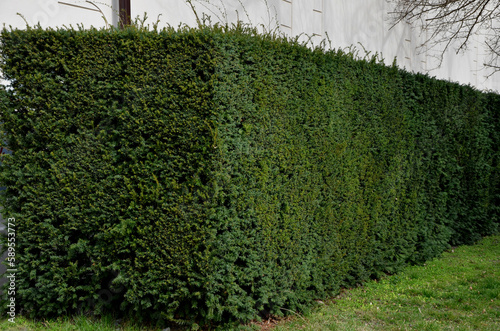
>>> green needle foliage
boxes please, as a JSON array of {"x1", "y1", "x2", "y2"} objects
[{"x1": 0, "y1": 23, "x2": 498, "y2": 329}]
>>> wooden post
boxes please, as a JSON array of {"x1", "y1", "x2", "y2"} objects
[{"x1": 119, "y1": 0, "x2": 131, "y2": 28}]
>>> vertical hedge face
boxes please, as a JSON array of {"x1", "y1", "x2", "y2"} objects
[
  {"x1": 0, "y1": 27, "x2": 219, "y2": 321},
  {"x1": 205, "y1": 34, "x2": 421, "y2": 321},
  {"x1": 0, "y1": 26, "x2": 498, "y2": 327},
  {"x1": 399, "y1": 73, "x2": 498, "y2": 254},
  {"x1": 486, "y1": 93, "x2": 500, "y2": 229}
]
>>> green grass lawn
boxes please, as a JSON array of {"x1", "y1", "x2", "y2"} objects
[
  {"x1": 0, "y1": 314, "x2": 158, "y2": 331},
  {"x1": 272, "y1": 235, "x2": 500, "y2": 331},
  {"x1": 0, "y1": 235, "x2": 498, "y2": 331}
]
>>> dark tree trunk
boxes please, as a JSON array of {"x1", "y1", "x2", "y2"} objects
[{"x1": 119, "y1": 0, "x2": 131, "y2": 28}]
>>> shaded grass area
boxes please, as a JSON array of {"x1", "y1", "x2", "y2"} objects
[
  {"x1": 0, "y1": 314, "x2": 159, "y2": 331},
  {"x1": 0, "y1": 235, "x2": 498, "y2": 331},
  {"x1": 273, "y1": 235, "x2": 500, "y2": 331}
]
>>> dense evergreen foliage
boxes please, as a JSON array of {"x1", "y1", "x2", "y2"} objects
[{"x1": 0, "y1": 25, "x2": 498, "y2": 328}]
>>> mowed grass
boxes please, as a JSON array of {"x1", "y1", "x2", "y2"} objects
[
  {"x1": 0, "y1": 235, "x2": 498, "y2": 331},
  {"x1": 0, "y1": 314, "x2": 159, "y2": 331},
  {"x1": 273, "y1": 235, "x2": 500, "y2": 331}
]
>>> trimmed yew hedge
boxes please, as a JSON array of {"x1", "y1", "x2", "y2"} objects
[{"x1": 0, "y1": 25, "x2": 498, "y2": 328}]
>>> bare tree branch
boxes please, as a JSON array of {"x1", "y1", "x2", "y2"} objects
[{"x1": 387, "y1": 0, "x2": 500, "y2": 76}]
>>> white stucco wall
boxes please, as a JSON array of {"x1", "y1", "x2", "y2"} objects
[{"x1": 1, "y1": 0, "x2": 499, "y2": 92}]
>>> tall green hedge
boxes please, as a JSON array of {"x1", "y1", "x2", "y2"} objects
[{"x1": 0, "y1": 25, "x2": 498, "y2": 328}]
